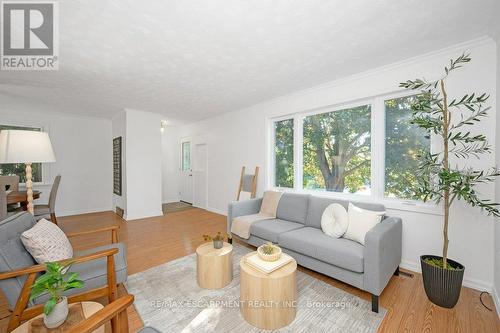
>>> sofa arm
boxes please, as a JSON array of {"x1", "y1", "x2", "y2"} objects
[
  {"x1": 363, "y1": 216, "x2": 402, "y2": 296},
  {"x1": 227, "y1": 198, "x2": 263, "y2": 233}
]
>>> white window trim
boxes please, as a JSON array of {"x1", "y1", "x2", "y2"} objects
[
  {"x1": 0, "y1": 121, "x2": 52, "y2": 186},
  {"x1": 267, "y1": 90, "x2": 444, "y2": 216}
]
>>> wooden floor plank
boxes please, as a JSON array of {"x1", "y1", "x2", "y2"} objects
[{"x1": 1, "y1": 209, "x2": 499, "y2": 332}]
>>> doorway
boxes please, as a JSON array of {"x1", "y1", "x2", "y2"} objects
[
  {"x1": 193, "y1": 143, "x2": 207, "y2": 209},
  {"x1": 180, "y1": 140, "x2": 193, "y2": 204}
]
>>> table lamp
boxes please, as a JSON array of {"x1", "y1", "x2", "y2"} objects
[{"x1": 0, "y1": 130, "x2": 56, "y2": 214}]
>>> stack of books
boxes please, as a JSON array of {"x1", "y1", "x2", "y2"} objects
[{"x1": 246, "y1": 252, "x2": 293, "y2": 274}]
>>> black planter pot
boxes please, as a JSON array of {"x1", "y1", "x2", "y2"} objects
[{"x1": 420, "y1": 255, "x2": 465, "y2": 308}]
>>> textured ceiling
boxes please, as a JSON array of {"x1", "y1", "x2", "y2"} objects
[{"x1": 1, "y1": 0, "x2": 499, "y2": 123}]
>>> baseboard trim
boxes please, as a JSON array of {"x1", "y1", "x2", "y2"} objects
[
  {"x1": 206, "y1": 206, "x2": 226, "y2": 215},
  {"x1": 125, "y1": 211, "x2": 164, "y2": 221},
  {"x1": 400, "y1": 259, "x2": 492, "y2": 292},
  {"x1": 58, "y1": 207, "x2": 113, "y2": 217},
  {"x1": 162, "y1": 198, "x2": 180, "y2": 204},
  {"x1": 492, "y1": 286, "x2": 500, "y2": 318}
]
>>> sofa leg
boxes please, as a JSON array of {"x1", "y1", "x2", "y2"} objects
[
  {"x1": 228, "y1": 235, "x2": 233, "y2": 244},
  {"x1": 371, "y1": 294, "x2": 379, "y2": 313},
  {"x1": 394, "y1": 266, "x2": 400, "y2": 276}
]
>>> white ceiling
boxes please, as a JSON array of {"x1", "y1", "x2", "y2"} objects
[{"x1": 1, "y1": 0, "x2": 499, "y2": 123}]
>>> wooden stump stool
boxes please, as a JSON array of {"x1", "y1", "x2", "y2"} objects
[
  {"x1": 240, "y1": 252, "x2": 297, "y2": 330},
  {"x1": 196, "y1": 242, "x2": 233, "y2": 289}
]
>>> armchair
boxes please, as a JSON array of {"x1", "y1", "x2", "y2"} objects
[
  {"x1": 72, "y1": 295, "x2": 160, "y2": 333},
  {"x1": 0, "y1": 212, "x2": 127, "y2": 332}
]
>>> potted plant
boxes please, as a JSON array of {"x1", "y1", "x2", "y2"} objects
[
  {"x1": 202, "y1": 232, "x2": 228, "y2": 249},
  {"x1": 30, "y1": 261, "x2": 84, "y2": 328},
  {"x1": 400, "y1": 53, "x2": 500, "y2": 308},
  {"x1": 257, "y1": 242, "x2": 282, "y2": 262}
]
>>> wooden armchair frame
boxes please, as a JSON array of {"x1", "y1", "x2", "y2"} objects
[
  {"x1": 72, "y1": 295, "x2": 134, "y2": 333},
  {"x1": 0, "y1": 225, "x2": 121, "y2": 332}
]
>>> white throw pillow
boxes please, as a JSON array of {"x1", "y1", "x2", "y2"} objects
[
  {"x1": 321, "y1": 203, "x2": 349, "y2": 238},
  {"x1": 343, "y1": 203, "x2": 385, "y2": 245},
  {"x1": 21, "y1": 218, "x2": 73, "y2": 263}
]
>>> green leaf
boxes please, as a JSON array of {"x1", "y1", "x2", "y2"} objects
[{"x1": 44, "y1": 298, "x2": 57, "y2": 315}]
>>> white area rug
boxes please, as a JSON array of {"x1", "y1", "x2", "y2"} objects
[{"x1": 125, "y1": 244, "x2": 386, "y2": 332}]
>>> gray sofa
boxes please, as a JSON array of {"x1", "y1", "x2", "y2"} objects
[
  {"x1": 0, "y1": 212, "x2": 127, "y2": 310},
  {"x1": 227, "y1": 193, "x2": 402, "y2": 312}
]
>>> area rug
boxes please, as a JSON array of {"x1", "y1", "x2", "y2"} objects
[{"x1": 125, "y1": 244, "x2": 386, "y2": 333}]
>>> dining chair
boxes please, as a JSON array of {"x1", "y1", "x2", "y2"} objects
[
  {"x1": 0, "y1": 175, "x2": 20, "y2": 211},
  {"x1": 0, "y1": 187, "x2": 6, "y2": 221},
  {"x1": 34, "y1": 174, "x2": 61, "y2": 224}
]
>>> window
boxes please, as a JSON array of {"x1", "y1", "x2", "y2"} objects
[
  {"x1": 0, "y1": 125, "x2": 43, "y2": 183},
  {"x1": 182, "y1": 142, "x2": 191, "y2": 171},
  {"x1": 384, "y1": 96, "x2": 430, "y2": 200},
  {"x1": 273, "y1": 118, "x2": 294, "y2": 188},
  {"x1": 270, "y1": 93, "x2": 432, "y2": 206},
  {"x1": 303, "y1": 105, "x2": 371, "y2": 194}
]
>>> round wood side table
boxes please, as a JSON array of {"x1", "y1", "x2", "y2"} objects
[
  {"x1": 196, "y1": 242, "x2": 233, "y2": 289},
  {"x1": 12, "y1": 301, "x2": 105, "y2": 333},
  {"x1": 239, "y1": 252, "x2": 297, "y2": 330}
]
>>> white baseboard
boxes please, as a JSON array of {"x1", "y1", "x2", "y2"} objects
[
  {"x1": 162, "y1": 198, "x2": 180, "y2": 204},
  {"x1": 493, "y1": 286, "x2": 500, "y2": 318},
  {"x1": 206, "y1": 206, "x2": 226, "y2": 215},
  {"x1": 57, "y1": 207, "x2": 113, "y2": 217},
  {"x1": 125, "y1": 210, "x2": 164, "y2": 221},
  {"x1": 400, "y1": 259, "x2": 492, "y2": 292}
]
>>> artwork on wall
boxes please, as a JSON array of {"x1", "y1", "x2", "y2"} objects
[{"x1": 113, "y1": 136, "x2": 122, "y2": 196}]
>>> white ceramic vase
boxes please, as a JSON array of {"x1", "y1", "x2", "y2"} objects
[{"x1": 44, "y1": 296, "x2": 68, "y2": 329}]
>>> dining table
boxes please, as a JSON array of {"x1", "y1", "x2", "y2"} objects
[{"x1": 6, "y1": 190, "x2": 41, "y2": 211}]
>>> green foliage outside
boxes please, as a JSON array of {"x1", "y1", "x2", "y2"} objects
[
  {"x1": 30, "y1": 262, "x2": 84, "y2": 315},
  {"x1": 385, "y1": 96, "x2": 430, "y2": 200},
  {"x1": 0, "y1": 125, "x2": 43, "y2": 183},
  {"x1": 274, "y1": 119, "x2": 294, "y2": 188},
  {"x1": 303, "y1": 105, "x2": 371, "y2": 193}
]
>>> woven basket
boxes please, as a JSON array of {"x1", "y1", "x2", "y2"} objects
[{"x1": 257, "y1": 245, "x2": 282, "y2": 262}]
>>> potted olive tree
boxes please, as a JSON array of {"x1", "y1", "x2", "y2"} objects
[
  {"x1": 30, "y1": 262, "x2": 84, "y2": 328},
  {"x1": 400, "y1": 53, "x2": 500, "y2": 308}
]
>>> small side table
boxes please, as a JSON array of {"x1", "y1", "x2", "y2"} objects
[
  {"x1": 240, "y1": 252, "x2": 297, "y2": 330},
  {"x1": 196, "y1": 242, "x2": 233, "y2": 289},
  {"x1": 12, "y1": 301, "x2": 105, "y2": 333}
]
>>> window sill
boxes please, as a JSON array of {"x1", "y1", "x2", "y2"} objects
[{"x1": 271, "y1": 187, "x2": 444, "y2": 216}]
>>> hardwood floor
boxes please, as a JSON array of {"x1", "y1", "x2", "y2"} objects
[{"x1": 1, "y1": 209, "x2": 499, "y2": 332}]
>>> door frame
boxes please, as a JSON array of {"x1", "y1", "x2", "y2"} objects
[
  {"x1": 192, "y1": 142, "x2": 208, "y2": 209},
  {"x1": 179, "y1": 137, "x2": 193, "y2": 204}
]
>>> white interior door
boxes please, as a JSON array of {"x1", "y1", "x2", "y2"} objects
[
  {"x1": 193, "y1": 143, "x2": 207, "y2": 208},
  {"x1": 180, "y1": 140, "x2": 193, "y2": 203}
]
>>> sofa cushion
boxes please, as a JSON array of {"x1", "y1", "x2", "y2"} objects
[
  {"x1": 306, "y1": 196, "x2": 385, "y2": 229},
  {"x1": 278, "y1": 227, "x2": 365, "y2": 273},
  {"x1": 250, "y1": 219, "x2": 304, "y2": 243},
  {"x1": 276, "y1": 193, "x2": 310, "y2": 224},
  {"x1": 0, "y1": 212, "x2": 37, "y2": 309},
  {"x1": 32, "y1": 242, "x2": 128, "y2": 305}
]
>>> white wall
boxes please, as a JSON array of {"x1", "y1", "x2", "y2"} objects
[
  {"x1": 179, "y1": 37, "x2": 498, "y2": 291},
  {"x1": 161, "y1": 125, "x2": 180, "y2": 203},
  {"x1": 0, "y1": 96, "x2": 113, "y2": 216},
  {"x1": 494, "y1": 34, "x2": 500, "y2": 316},
  {"x1": 112, "y1": 109, "x2": 163, "y2": 220}
]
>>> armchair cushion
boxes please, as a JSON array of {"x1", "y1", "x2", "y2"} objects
[
  {"x1": 32, "y1": 242, "x2": 128, "y2": 305},
  {"x1": 21, "y1": 218, "x2": 73, "y2": 263},
  {"x1": 0, "y1": 212, "x2": 37, "y2": 309}
]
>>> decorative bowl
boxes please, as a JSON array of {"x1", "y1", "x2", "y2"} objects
[{"x1": 257, "y1": 244, "x2": 282, "y2": 262}]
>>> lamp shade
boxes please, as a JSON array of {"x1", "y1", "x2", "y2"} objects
[{"x1": 0, "y1": 130, "x2": 56, "y2": 163}]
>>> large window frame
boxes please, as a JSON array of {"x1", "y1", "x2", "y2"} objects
[{"x1": 268, "y1": 91, "x2": 440, "y2": 214}]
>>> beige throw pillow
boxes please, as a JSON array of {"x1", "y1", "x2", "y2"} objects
[
  {"x1": 343, "y1": 203, "x2": 385, "y2": 245},
  {"x1": 21, "y1": 218, "x2": 73, "y2": 263},
  {"x1": 321, "y1": 203, "x2": 349, "y2": 238}
]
